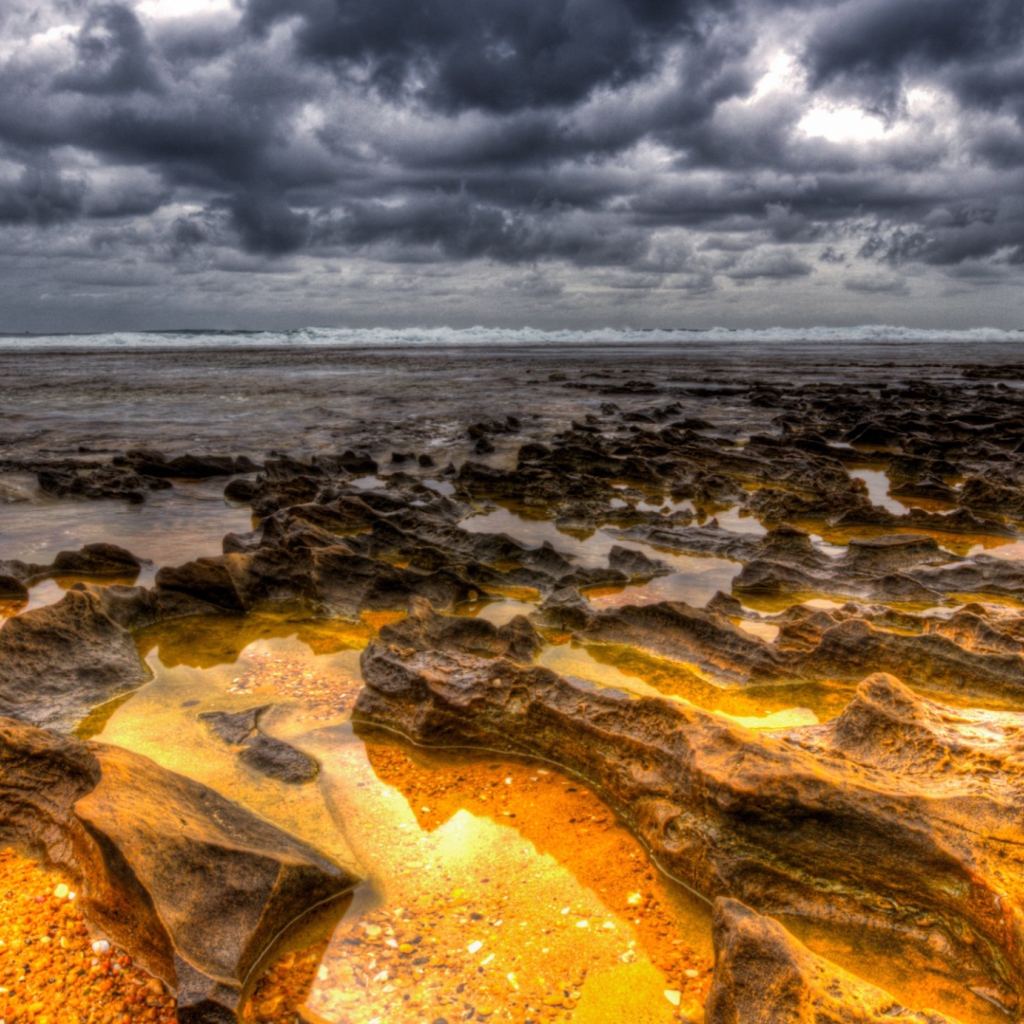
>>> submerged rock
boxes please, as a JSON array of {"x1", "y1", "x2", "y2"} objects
[
  {"x1": 0, "y1": 717, "x2": 359, "y2": 1022},
  {"x1": 200, "y1": 705, "x2": 268, "y2": 745},
  {"x1": 238, "y1": 731, "x2": 320, "y2": 784},
  {"x1": 355, "y1": 648, "x2": 1024, "y2": 1007},
  {"x1": 200, "y1": 704, "x2": 320, "y2": 784},
  {"x1": 705, "y1": 899, "x2": 959, "y2": 1024},
  {"x1": 0, "y1": 590, "x2": 150, "y2": 732}
]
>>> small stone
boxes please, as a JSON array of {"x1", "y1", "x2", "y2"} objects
[
  {"x1": 467, "y1": 941, "x2": 483, "y2": 954},
  {"x1": 684, "y1": 968, "x2": 699, "y2": 979},
  {"x1": 53, "y1": 884, "x2": 69, "y2": 900},
  {"x1": 664, "y1": 990, "x2": 682, "y2": 1007},
  {"x1": 91, "y1": 940, "x2": 110, "y2": 955}
]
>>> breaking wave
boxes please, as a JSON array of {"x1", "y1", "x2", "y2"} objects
[{"x1": 2, "y1": 324, "x2": 1023, "y2": 351}]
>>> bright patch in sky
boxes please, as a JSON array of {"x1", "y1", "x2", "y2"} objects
[
  {"x1": 798, "y1": 105, "x2": 888, "y2": 143},
  {"x1": 136, "y1": 0, "x2": 235, "y2": 19}
]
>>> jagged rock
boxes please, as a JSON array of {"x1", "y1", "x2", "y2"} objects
[
  {"x1": 37, "y1": 464, "x2": 170, "y2": 503},
  {"x1": 123, "y1": 452, "x2": 244, "y2": 479},
  {"x1": 834, "y1": 505, "x2": 1016, "y2": 538},
  {"x1": 607, "y1": 545, "x2": 672, "y2": 580},
  {"x1": 906, "y1": 554, "x2": 1024, "y2": 601},
  {"x1": 732, "y1": 558, "x2": 944, "y2": 603},
  {"x1": 535, "y1": 586, "x2": 591, "y2": 631},
  {"x1": 355, "y1": 654, "x2": 1024, "y2": 1007},
  {"x1": 705, "y1": 899, "x2": 959, "y2": 1024},
  {"x1": 51, "y1": 543, "x2": 142, "y2": 577},
  {"x1": 889, "y1": 476, "x2": 958, "y2": 503},
  {"x1": 224, "y1": 478, "x2": 257, "y2": 503},
  {"x1": 0, "y1": 718, "x2": 358, "y2": 1022},
  {"x1": 798, "y1": 618, "x2": 1024, "y2": 696},
  {"x1": 380, "y1": 597, "x2": 542, "y2": 663},
  {"x1": 0, "y1": 590, "x2": 150, "y2": 731},
  {"x1": 610, "y1": 520, "x2": 759, "y2": 560},
  {"x1": 0, "y1": 544, "x2": 143, "y2": 588},
  {"x1": 156, "y1": 557, "x2": 246, "y2": 612},
  {"x1": 72, "y1": 582, "x2": 223, "y2": 632},
  {"x1": 572, "y1": 600, "x2": 794, "y2": 684},
  {"x1": 959, "y1": 475, "x2": 1024, "y2": 520},
  {"x1": 837, "y1": 534, "x2": 951, "y2": 575}
]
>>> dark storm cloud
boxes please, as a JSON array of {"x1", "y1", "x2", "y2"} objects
[
  {"x1": 0, "y1": 0, "x2": 1022, "y2": 328},
  {"x1": 0, "y1": 164, "x2": 85, "y2": 225},
  {"x1": 805, "y1": 0, "x2": 1024, "y2": 114},
  {"x1": 243, "y1": 0, "x2": 709, "y2": 114},
  {"x1": 56, "y1": 4, "x2": 161, "y2": 94}
]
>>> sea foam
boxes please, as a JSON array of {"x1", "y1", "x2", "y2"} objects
[{"x1": 1, "y1": 324, "x2": 1022, "y2": 351}]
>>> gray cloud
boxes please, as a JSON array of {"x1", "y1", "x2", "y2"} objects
[{"x1": 0, "y1": 0, "x2": 1020, "y2": 330}]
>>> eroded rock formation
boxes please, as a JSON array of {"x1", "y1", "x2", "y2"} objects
[{"x1": 355, "y1": 641, "x2": 1024, "y2": 1009}]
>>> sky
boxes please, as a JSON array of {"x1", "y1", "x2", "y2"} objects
[{"x1": 0, "y1": 0, "x2": 1022, "y2": 332}]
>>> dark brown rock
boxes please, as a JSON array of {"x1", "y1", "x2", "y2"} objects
[
  {"x1": 155, "y1": 557, "x2": 246, "y2": 612},
  {"x1": 0, "y1": 590, "x2": 150, "y2": 731},
  {"x1": 51, "y1": 542, "x2": 142, "y2": 578},
  {"x1": 0, "y1": 574, "x2": 28, "y2": 600},
  {"x1": 380, "y1": 596, "x2": 542, "y2": 663}
]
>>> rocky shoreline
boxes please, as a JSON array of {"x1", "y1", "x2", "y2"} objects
[{"x1": 5, "y1": 355, "x2": 1024, "y2": 1021}]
